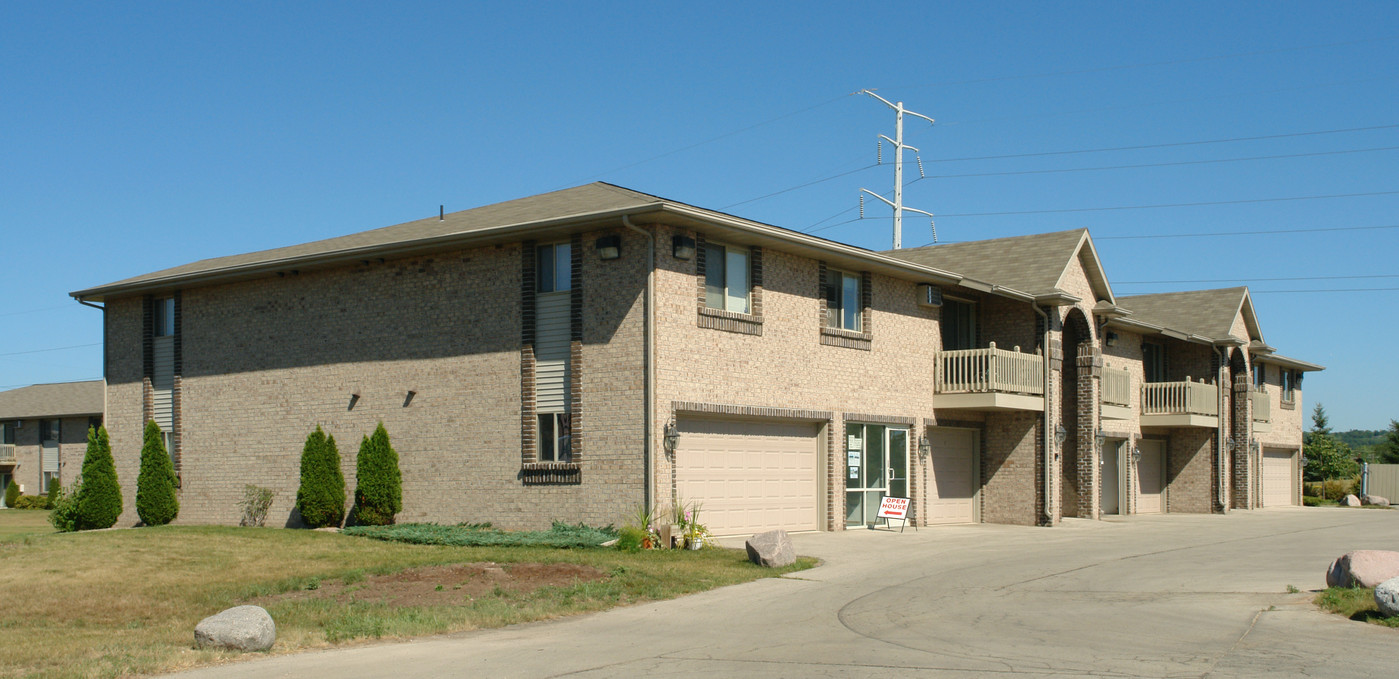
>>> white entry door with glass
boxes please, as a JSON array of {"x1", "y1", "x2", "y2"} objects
[{"x1": 845, "y1": 423, "x2": 908, "y2": 527}]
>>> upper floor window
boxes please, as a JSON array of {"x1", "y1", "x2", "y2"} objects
[
  {"x1": 536, "y1": 242, "x2": 572, "y2": 293},
  {"x1": 154, "y1": 296, "x2": 175, "y2": 337},
  {"x1": 1282, "y1": 369, "x2": 1299, "y2": 402},
  {"x1": 1142, "y1": 342, "x2": 1166, "y2": 383},
  {"x1": 826, "y1": 270, "x2": 862, "y2": 331},
  {"x1": 704, "y1": 242, "x2": 750, "y2": 314},
  {"x1": 1, "y1": 422, "x2": 14, "y2": 445},
  {"x1": 1252, "y1": 364, "x2": 1265, "y2": 389},
  {"x1": 941, "y1": 300, "x2": 976, "y2": 351}
]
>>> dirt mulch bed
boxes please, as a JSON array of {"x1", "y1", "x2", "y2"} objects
[{"x1": 254, "y1": 562, "x2": 608, "y2": 608}]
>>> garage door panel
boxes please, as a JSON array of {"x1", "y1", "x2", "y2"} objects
[
  {"x1": 927, "y1": 428, "x2": 977, "y2": 525},
  {"x1": 1262, "y1": 449, "x2": 1296, "y2": 507},
  {"x1": 676, "y1": 417, "x2": 820, "y2": 536}
]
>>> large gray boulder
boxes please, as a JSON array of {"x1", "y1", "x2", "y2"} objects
[
  {"x1": 1363, "y1": 495, "x2": 1390, "y2": 507},
  {"x1": 1343, "y1": 494, "x2": 1362, "y2": 507},
  {"x1": 195, "y1": 605, "x2": 276, "y2": 652},
  {"x1": 1376, "y1": 577, "x2": 1399, "y2": 617},
  {"x1": 1326, "y1": 550, "x2": 1399, "y2": 588},
  {"x1": 745, "y1": 529, "x2": 796, "y2": 568}
]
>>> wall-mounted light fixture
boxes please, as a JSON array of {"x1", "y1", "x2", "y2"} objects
[
  {"x1": 403, "y1": 390, "x2": 417, "y2": 407},
  {"x1": 1132, "y1": 446, "x2": 1143, "y2": 463},
  {"x1": 1105, "y1": 331, "x2": 1119, "y2": 347},
  {"x1": 348, "y1": 393, "x2": 360, "y2": 411},
  {"x1": 671, "y1": 235, "x2": 696, "y2": 260},
  {"x1": 595, "y1": 235, "x2": 621, "y2": 260},
  {"x1": 1095, "y1": 428, "x2": 1106, "y2": 450},
  {"x1": 1055, "y1": 424, "x2": 1068, "y2": 445},
  {"x1": 1250, "y1": 439, "x2": 1261, "y2": 455},
  {"x1": 918, "y1": 435, "x2": 931, "y2": 458},
  {"x1": 1224, "y1": 436, "x2": 1236, "y2": 452},
  {"x1": 663, "y1": 419, "x2": 680, "y2": 453}
]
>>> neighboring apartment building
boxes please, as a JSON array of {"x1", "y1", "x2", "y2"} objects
[
  {"x1": 0, "y1": 380, "x2": 104, "y2": 500},
  {"x1": 68, "y1": 183, "x2": 1320, "y2": 532}
]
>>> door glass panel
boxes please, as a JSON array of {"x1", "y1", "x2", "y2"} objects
[
  {"x1": 864, "y1": 490, "x2": 883, "y2": 524},
  {"x1": 845, "y1": 423, "x2": 862, "y2": 490},
  {"x1": 865, "y1": 425, "x2": 885, "y2": 492},
  {"x1": 889, "y1": 429, "x2": 908, "y2": 499},
  {"x1": 846, "y1": 491, "x2": 862, "y2": 524}
]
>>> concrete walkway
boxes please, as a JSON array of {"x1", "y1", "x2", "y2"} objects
[{"x1": 167, "y1": 508, "x2": 1398, "y2": 678}]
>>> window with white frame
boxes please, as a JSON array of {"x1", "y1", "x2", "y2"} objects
[
  {"x1": 39, "y1": 419, "x2": 60, "y2": 493},
  {"x1": 1253, "y1": 363, "x2": 1265, "y2": 389},
  {"x1": 537, "y1": 413, "x2": 572, "y2": 463},
  {"x1": 1282, "y1": 369, "x2": 1298, "y2": 402},
  {"x1": 940, "y1": 299, "x2": 977, "y2": 351},
  {"x1": 536, "y1": 242, "x2": 572, "y2": 293},
  {"x1": 154, "y1": 296, "x2": 175, "y2": 337},
  {"x1": 825, "y1": 270, "x2": 862, "y2": 331},
  {"x1": 703, "y1": 242, "x2": 750, "y2": 313}
]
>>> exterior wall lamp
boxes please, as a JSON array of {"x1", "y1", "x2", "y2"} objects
[
  {"x1": 1055, "y1": 424, "x2": 1068, "y2": 445},
  {"x1": 595, "y1": 235, "x2": 621, "y2": 260},
  {"x1": 1224, "y1": 436, "x2": 1236, "y2": 452},
  {"x1": 1105, "y1": 331, "x2": 1118, "y2": 347},
  {"x1": 1132, "y1": 446, "x2": 1143, "y2": 463},
  {"x1": 672, "y1": 235, "x2": 696, "y2": 260},
  {"x1": 918, "y1": 434, "x2": 931, "y2": 458},
  {"x1": 1095, "y1": 428, "x2": 1106, "y2": 449},
  {"x1": 662, "y1": 419, "x2": 680, "y2": 454}
]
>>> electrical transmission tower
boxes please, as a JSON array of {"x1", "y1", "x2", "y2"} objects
[{"x1": 858, "y1": 90, "x2": 936, "y2": 249}]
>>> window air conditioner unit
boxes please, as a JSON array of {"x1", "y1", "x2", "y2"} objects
[{"x1": 917, "y1": 284, "x2": 943, "y2": 308}]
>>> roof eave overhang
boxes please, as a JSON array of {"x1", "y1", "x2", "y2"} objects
[
  {"x1": 73, "y1": 201, "x2": 976, "y2": 302},
  {"x1": 1034, "y1": 290, "x2": 1082, "y2": 306},
  {"x1": 1257, "y1": 354, "x2": 1325, "y2": 372},
  {"x1": 1104, "y1": 317, "x2": 1216, "y2": 346}
]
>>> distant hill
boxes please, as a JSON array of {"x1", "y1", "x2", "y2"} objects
[{"x1": 1336, "y1": 430, "x2": 1386, "y2": 450}]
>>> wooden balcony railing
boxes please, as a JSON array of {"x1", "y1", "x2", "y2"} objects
[
  {"x1": 0, "y1": 443, "x2": 14, "y2": 464},
  {"x1": 1252, "y1": 388, "x2": 1271, "y2": 423},
  {"x1": 1102, "y1": 366, "x2": 1132, "y2": 407},
  {"x1": 936, "y1": 342, "x2": 1044, "y2": 396},
  {"x1": 1141, "y1": 378, "x2": 1218, "y2": 417}
]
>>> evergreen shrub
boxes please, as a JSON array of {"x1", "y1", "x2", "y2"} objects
[
  {"x1": 74, "y1": 426, "x2": 122, "y2": 530},
  {"x1": 353, "y1": 423, "x2": 401, "y2": 526},
  {"x1": 136, "y1": 421, "x2": 180, "y2": 526},
  {"x1": 296, "y1": 426, "x2": 345, "y2": 528}
]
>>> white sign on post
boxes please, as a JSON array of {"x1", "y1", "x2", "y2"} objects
[{"x1": 877, "y1": 496, "x2": 914, "y2": 533}]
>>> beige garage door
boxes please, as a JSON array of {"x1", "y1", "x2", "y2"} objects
[
  {"x1": 926, "y1": 428, "x2": 977, "y2": 525},
  {"x1": 1262, "y1": 449, "x2": 1297, "y2": 507},
  {"x1": 675, "y1": 417, "x2": 821, "y2": 536},
  {"x1": 1137, "y1": 439, "x2": 1165, "y2": 514}
]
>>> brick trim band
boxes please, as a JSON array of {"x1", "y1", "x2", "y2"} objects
[
  {"x1": 671, "y1": 401, "x2": 833, "y2": 422},
  {"x1": 842, "y1": 412, "x2": 918, "y2": 426}
]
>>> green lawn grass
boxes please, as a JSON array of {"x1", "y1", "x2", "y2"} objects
[
  {"x1": 0, "y1": 512, "x2": 815, "y2": 679},
  {"x1": 1315, "y1": 586, "x2": 1399, "y2": 628},
  {"x1": 0, "y1": 509, "x2": 54, "y2": 540}
]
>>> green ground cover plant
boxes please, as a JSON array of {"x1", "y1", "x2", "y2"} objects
[
  {"x1": 0, "y1": 511, "x2": 813, "y2": 679},
  {"x1": 1315, "y1": 586, "x2": 1399, "y2": 628},
  {"x1": 343, "y1": 522, "x2": 617, "y2": 548}
]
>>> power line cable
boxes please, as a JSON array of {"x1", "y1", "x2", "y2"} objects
[
  {"x1": 1117, "y1": 273, "x2": 1399, "y2": 284},
  {"x1": 0, "y1": 342, "x2": 101, "y2": 358},
  {"x1": 883, "y1": 35, "x2": 1399, "y2": 90},
  {"x1": 1097, "y1": 223, "x2": 1399, "y2": 240},
  {"x1": 927, "y1": 124, "x2": 1399, "y2": 163},
  {"x1": 934, "y1": 189, "x2": 1399, "y2": 219},
  {"x1": 925, "y1": 145, "x2": 1399, "y2": 179},
  {"x1": 0, "y1": 304, "x2": 72, "y2": 318},
  {"x1": 1241, "y1": 287, "x2": 1399, "y2": 294},
  {"x1": 721, "y1": 162, "x2": 879, "y2": 209}
]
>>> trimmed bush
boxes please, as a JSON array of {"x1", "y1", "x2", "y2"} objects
[
  {"x1": 75, "y1": 426, "x2": 122, "y2": 530},
  {"x1": 296, "y1": 426, "x2": 345, "y2": 528},
  {"x1": 4, "y1": 478, "x2": 18, "y2": 508},
  {"x1": 47, "y1": 478, "x2": 61, "y2": 507},
  {"x1": 136, "y1": 421, "x2": 180, "y2": 526},
  {"x1": 353, "y1": 423, "x2": 401, "y2": 526},
  {"x1": 49, "y1": 483, "x2": 81, "y2": 532},
  {"x1": 12, "y1": 494, "x2": 49, "y2": 510}
]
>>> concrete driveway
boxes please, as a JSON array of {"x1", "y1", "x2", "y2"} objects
[{"x1": 168, "y1": 507, "x2": 1398, "y2": 678}]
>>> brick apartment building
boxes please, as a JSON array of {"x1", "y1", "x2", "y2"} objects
[
  {"x1": 0, "y1": 380, "x2": 103, "y2": 502},
  {"x1": 68, "y1": 183, "x2": 1321, "y2": 532}
]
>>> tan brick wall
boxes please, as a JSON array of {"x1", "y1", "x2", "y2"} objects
[
  {"x1": 104, "y1": 237, "x2": 646, "y2": 530},
  {"x1": 980, "y1": 411, "x2": 1040, "y2": 525},
  {"x1": 3, "y1": 415, "x2": 94, "y2": 497},
  {"x1": 1167, "y1": 427, "x2": 1215, "y2": 513}
]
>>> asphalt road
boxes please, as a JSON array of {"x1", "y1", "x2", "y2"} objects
[{"x1": 166, "y1": 507, "x2": 1399, "y2": 678}]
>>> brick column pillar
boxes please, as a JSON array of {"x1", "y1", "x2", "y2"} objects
[
  {"x1": 1232, "y1": 372, "x2": 1255, "y2": 509},
  {"x1": 1076, "y1": 344, "x2": 1102, "y2": 520}
]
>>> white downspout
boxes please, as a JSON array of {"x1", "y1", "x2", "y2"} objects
[
  {"x1": 621, "y1": 216, "x2": 655, "y2": 515},
  {"x1": 1035, "y1": 304, "x2": 1053, "y2": 526},
  {"x1": 1213, "y1": 345, "x2": 1229, "y2": 513}
]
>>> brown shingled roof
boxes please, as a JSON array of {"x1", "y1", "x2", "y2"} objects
[
  {"x1": 1116, "y1": 288, "x2": 1256, "y2": 342},
  {"x1": 884, "y1": 228, "x2": 1109, "y2": 300},
  {"x1": 0, "y1": 380, "x2": 103, "y2": 420}
]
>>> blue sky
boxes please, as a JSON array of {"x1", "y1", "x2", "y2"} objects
[{"x1": 1, "y1": 1, "x2": 1395, "y2": 430}]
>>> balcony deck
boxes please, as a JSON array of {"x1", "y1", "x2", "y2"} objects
[
  {"x1": 1141, "y1": 378, "x2": 1219, "y2": 428},
  {"x1": 933, "y1": 343, "x2": 1045, "y2": 412}
]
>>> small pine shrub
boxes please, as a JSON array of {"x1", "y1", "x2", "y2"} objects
[
  {"x1": 296, "y1": 426, "x2": 345, "y2": 528},
  {"x1": 49, "y1": 483, "x2": 81, "y2": 532},
  {"x1": 136, "y1": 421, "x2": 180, "y2": 526},
  {"x1": 353, "y1": 423, "x2": 401, "y2": 526},
  {"x1": 5, "y1": 479, "x2": 19, "y2": 508},
  {"x1": 47, "y1": 478, "x2": 61, "y2": 506},
  {"x1": 239, "y1": 484, "x2": 275, "y2": 527},
  {"x1": 75, "y1": 426, "x2": 122, "y2": 530}
]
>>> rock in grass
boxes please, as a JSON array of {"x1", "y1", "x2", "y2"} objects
[
  {"x1": 195, "y1": 605, "x2": 276, "y2": 652},
  {"x1": 1363, "y1": 495, "x2": 1390, "y2": 507},
  {"x1": 1343, "y1": 494, "x2": 1362, "y2": 507},
  {"x1": 745, "y1": 529, "x2": 795, "y2": 568},
  {"x1": 1376, "y1": 577, "x2": 1399, "y2": 617},
  {"x1": 1326, "y1": 550, "x2": 1399, "y2": 588}
]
